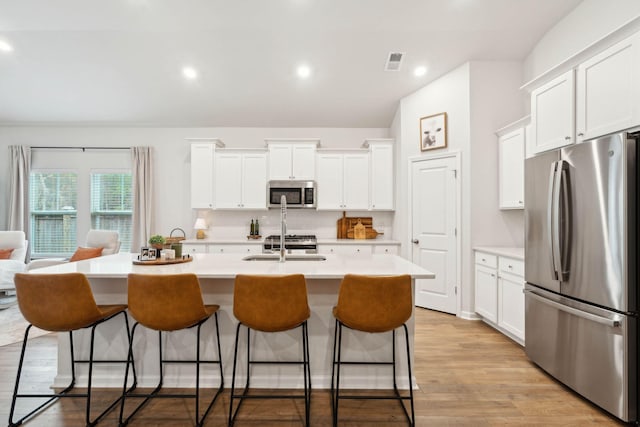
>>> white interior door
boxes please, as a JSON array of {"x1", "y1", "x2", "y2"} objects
[{"x1": 411, "y1": 155, "x2": 458, "y2": 314}]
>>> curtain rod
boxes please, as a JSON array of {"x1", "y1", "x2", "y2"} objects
[{"x1": 31, "y1": 146, "x2": 130, "y2": 151}]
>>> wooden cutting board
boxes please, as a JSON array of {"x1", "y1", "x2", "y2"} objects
[{"x1": 337, "y1": 212, "x2": 381, "y2": 239}]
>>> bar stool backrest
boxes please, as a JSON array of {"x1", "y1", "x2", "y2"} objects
[
  {"x1": 127, "y1": 273, "x2": 208, "y2": 331},
  {"x1": 234, "y1": 274, "x2": 310, "y2": 332},
  {"x1": 14, "y1": 272, "x2": 104, "y2": 332},
  {"x1": 335, "y1": 274, "x2": 412, "y2": 333}
]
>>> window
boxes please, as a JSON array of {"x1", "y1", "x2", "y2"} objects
[
  {"x1": 91, "y1": 172, "x2": 133, "y2": 252},
  {"x1": 29, "y1": 172, "x2": 78, "y2": 257},
  {"x1": 29, "y1": 148, "x2": 132, "y2": 258}
]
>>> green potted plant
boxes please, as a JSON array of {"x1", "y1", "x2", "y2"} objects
[{"x1": 148, "y1": 234, "x2": 166, "y2": 250}]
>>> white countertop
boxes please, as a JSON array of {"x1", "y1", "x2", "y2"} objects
[
  {"x1": 29, "y1": 252, "x2": 435, "y2": 280},
  {"x1": 474, "y1": 246, "x2": 524, "y2": 260},
  {"x1": 182, "y1": 238, "x2": 401, "y2": 245}
]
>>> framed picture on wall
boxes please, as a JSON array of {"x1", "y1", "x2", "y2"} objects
[{"x1": 419, "y1": 112, "x2": 447, "y2": 151}]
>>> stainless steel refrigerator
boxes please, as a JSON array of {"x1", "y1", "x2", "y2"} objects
[{"x1": 524, "y1": 131, "x2": 638, "y2": 422}]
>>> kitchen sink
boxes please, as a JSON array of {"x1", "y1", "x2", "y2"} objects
[{"x1": 242, "y1": 254, "x2": 326, "y2": 261}]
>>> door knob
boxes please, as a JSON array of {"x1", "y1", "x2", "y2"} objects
[{"x1": 412, "y1": 239, "x2": 419, "y2": 244}]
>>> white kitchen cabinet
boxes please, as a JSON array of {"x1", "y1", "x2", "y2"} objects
[
  {"x1": 266, "y1": 140, "x2": 318, "y2": 181},
  {"x1": 474, "y1": 253, "x2": 498, "y2": 323},
  {"x1": 316, "y1": 151, "x2": 369, "y2": 210},
  {"x1": 365, "y1": 139, "x2": 394, "y2": 210},
  {"x1": 214, "y1": 149, "x2": 267, "y2": 209},
  {"x1": 474, "y1": 250, "x2": 524, "y2": 344},
  {"x1": 190, "y1": 143, "x2": 214, "y2": 209},
  {"x1": 209, "y1": 244, "x2": 261, "y2": 254},
  {"x1": 182, "y1": 243, "x2": 208, "y2": 254},
  {"x1": 576, "y1": 33, "x2": 640, "y2": 142},
  {"x1": 497, "y1": 120, "x2": 526, "y2": 209},
  {"x1": 530, "y1": 69, "x2": 575, "y2": 155}
]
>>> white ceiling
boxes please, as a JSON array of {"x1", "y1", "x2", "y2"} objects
[{"x1": 0, "y1": 0, "x2": 581, "y2": 128}]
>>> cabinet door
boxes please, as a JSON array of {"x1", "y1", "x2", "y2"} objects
[
  {"x1": 291, "y1": 144, "x2": 316, "y2": 180},
  {"x1": 209, "y1": 244, "x2": 260, "y2": 254},
  {"x1": 373, "y1": 245, "x2": 398, "y2": 255},
  {"x1": 182, "y1": 244, "x2": 208, "y2": 254},
  {"x1": 190, "y1": 143, "x2": 214, "y2": 208},
  {"x1": 499, "y1": 128, "x2": 525, "y2": 209},
  {"x1": 318, "y1": 244, "x2": 370, "y2": 255},
  {"x1": 316, "y1": 154, "x2": 344, "y2": 210},
  {"x1": 576, "y1": 34, "x2": 640, "y2": 142},
  {"x1": 214, "y1": 152, "x2": 242, "y2": 209},
  {"x1": 530, "y1": 70, "x2": 575, "y2": 154},
  {"x1": 343, "y1": 153, "x2": 369, "y2": 210},
  {"x1": 498, "y1": 273, "x2": 525, "y2": 341},
  {"x1": 268, "y1": 144, "x2": 293, "y2": 180},
  {"x1": 370, "y1": 143, "x2": 394, "y2": 210},
  {"x1": 242, "y1": 153, "x2": 267, "y2": 209},
  {"x1": 475, "y1": 264, "x2": 498, "y2": 323}
]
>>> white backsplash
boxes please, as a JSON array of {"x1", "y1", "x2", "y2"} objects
[{"x1": 198, "y1": 209, "x2": 394, "y2": 240}]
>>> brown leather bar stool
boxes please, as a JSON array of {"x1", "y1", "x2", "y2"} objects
[
  {"x1": 331, "y1": 274, "x2": 415, "y2": 426},
  {"x1": 9, "y1": 272, "x2": 134, "y2": 427},
  {"x1": 229, "y1": 274, "x2": 311, "y2": 426},
  {"x1": 120, "y1": 273, "x2": 223, "y2": 427}
]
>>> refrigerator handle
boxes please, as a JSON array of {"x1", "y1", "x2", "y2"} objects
[
  {"x1": 524, "y1": 290, "x2": 621, "y2": 328},
  {"x1": 547, "y1": 161, "x2": 559, "y2": 280},
  {"x1": 557, "y1": 160, "x2": 571, "y2": 281},
  {"x1": 551, "y1": 161, "x2": 564, "y2": 281}
]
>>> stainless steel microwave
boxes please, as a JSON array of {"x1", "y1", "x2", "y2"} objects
[{"x1": 268, "y1": 180, "x2": 316, "y2": 209}]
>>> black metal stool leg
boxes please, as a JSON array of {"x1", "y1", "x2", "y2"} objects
[{"x1": 403, "y1": 324, "x2": 415, "y2": 427}]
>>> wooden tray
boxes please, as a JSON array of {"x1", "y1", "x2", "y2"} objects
[{"x1": 132, "y1": 255, "x2": 193, "y2": 266}]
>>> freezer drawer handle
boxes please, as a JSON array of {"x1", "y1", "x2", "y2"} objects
[{"x1": 524, "y1": 290, "x2": 621, "y2": 328}]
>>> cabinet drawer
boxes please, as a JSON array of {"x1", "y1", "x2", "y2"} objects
[
  {"x1": 475, "y1": 252, "x2": 497, "y2": 268},
  {"x1": 373, "y1": 245, "x2": 398, "y2": 255},
  {"x1": 209, "y1": 244, "x2": 260, "y2": 254},
  {"x1": 499, "y1": 257, "x2": 524, "y2": 277},
  {"x1": 182, "y1": 244, "x2": 207, "y2": 254}
]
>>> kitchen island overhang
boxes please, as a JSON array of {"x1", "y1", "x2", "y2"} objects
[{"x1": 29, "y1": 252, "x2": 435, "y2": 390}]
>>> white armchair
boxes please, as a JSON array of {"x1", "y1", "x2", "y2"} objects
[
  {"x1": 0, "y1": 231, "x2": 28, "y2": 309},
  {"x1": 27, "y1": 229, "x2": 121, "y2": 271}
]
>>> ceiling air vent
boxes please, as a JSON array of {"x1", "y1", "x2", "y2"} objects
[{"x1": 385, "y1": 52, "x2": 405, "y2": 71}]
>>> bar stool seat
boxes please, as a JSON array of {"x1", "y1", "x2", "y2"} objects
[
  {"x1": 9, "y1": 272, "x2": 134, "y2": 427},
  {"x1": 229, "y1": 274, "x2": 311, "y2": 426},
  {"x1": 120, "y1": 273, "x2": 223, "y2": 427},
  {"x1": 331, "y1": 274, "x2": 415, "y2": 426}
]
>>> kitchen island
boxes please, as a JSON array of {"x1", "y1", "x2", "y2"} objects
[{"x1": 29, "y1": 252, "x2": 434, "y2": 390}]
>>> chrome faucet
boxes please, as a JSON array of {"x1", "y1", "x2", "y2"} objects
[{"x1": 280, "y1": 195, "x2": 287, "y2": 262}]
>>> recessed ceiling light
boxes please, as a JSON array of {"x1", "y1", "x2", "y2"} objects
[
  {"x1": 182, "y1": 66, "x2": 198, "y2": 80},
  {"x1": 296, "y1": 64, "x2": 311, "y2": 79},
  {"x1": 414, "y1": 66, "x2": 427, "y2": 77},
  {"x1": 0, "y1": 40, "x2": 13, "y2": 53}
]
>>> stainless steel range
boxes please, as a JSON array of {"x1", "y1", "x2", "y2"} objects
[{"x1": 263, "y1": 235, "x2": 317, "y2": 254}]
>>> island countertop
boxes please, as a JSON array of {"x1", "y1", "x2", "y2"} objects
[{"x1": 29, "y1": 252, "x2": 435, "y2": 280}]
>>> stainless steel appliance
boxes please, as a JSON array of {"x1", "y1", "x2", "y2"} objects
[
  {"x1": 268, "y1": 180, "x2": 316, "y2": 209},
  {"x1": 263, "y1": 234, "x2": 318, "y2": 254},
  {"x1": 524, "y1": 131, "x2": 639, "y2": 423}
]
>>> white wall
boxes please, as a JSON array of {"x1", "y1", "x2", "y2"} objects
[
  {"x1": 0, "y1": 126, "x2": 391, "y2": 241},
  {"x1": 523, "y1": 0, "x2": 640, "y2": 82},
  {"x1": 469, "y1": 61, "x2": 525, "y2": 251}
]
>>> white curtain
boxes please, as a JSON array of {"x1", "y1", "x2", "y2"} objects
[
  {"x1": 131, "y1": 147, "x2": 153, "y2": 251},
  {"x1": 8, "y1": 146, "x2": 31, "y2": 243}
]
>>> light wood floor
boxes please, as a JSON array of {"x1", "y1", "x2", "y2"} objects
[{"x1": 0, "y1": 308, "x2": 625, "y2": 426}]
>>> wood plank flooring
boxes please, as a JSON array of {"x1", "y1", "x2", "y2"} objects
[{"x1": 0, "y1": 308, "x2": 626, "y2": 426}]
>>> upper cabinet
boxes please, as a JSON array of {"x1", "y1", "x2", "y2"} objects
[
  {"x1": 214, "y1": 149, "x2": 267, "y2": 210},
  {"x1": 528, "y1": 29, "x2": 640, "y2": 156},
  {"x1": 496, "y1": 119, "x2": 527, "y2": 210},
  {"x1": 366, "y1": 139, "x2": 394, "y2": 210},
  {"x1": 316, "y1": 151, "x2": 369, "y2": 210},
  {"x1": 530, "y1": 70, "x2": 575, "y2": 155},
  {"x1": 190, "y1": 139, "x2": 224, "y2": 209},
  {"x1": 576, "y1": 33, "x2": 640, "y2": 142},
  {"x1": 266, "y1": 139, "x2": 319, "y2": 181}
]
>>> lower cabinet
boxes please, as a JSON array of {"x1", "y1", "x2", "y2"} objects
[
  {"x1": 474, "y1": 251, "x2": 524, "y2": 344},
  {"x1": 182, "y1": 243, "x2": 261, "y2": 254}
]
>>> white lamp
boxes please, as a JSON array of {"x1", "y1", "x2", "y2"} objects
[{"x1": 194, "y1": 218, "x2": 208, "y2": 239}]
